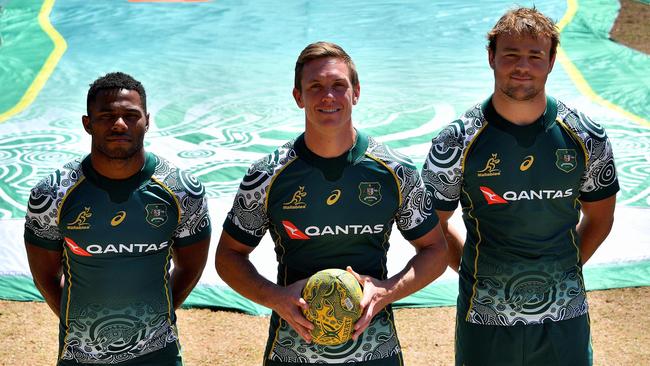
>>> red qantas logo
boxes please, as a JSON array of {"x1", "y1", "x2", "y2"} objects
[
  {"x1": 282, "y1": 221, "x2": 310, "y2": 240},
  {"x1": 64, "y1": 237, "x2": 92, "y2": 256},
  {"x1": 479, "y1": 186, "x2": 508, "y2": 205}
]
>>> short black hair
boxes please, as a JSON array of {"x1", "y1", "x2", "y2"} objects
[{"x1": 86, "y1": 72, "x2": 147, "y2": 114}]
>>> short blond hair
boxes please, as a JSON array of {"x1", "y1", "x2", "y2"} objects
[
  {"x1": 487, "y1": 7, "x2": 560, "y2": 59},
  {"x1": 294, "y1": 41, "x2": 359, "y2": 91}
]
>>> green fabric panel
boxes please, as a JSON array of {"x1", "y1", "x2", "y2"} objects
[
  {"x1": 561, "y1": 0, "x2": 650, "y2": 122},
  {"x1": 0, "y1": 0, "x2": 54, "y2": 114},
  {"x1": 3, "y1": 259, "x2": 649, "y2": 315}
]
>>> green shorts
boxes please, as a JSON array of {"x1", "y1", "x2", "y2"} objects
[
  {"x1": 456, "y1": 314, "x2": 592, "y2": 366},
  {"x1": 57, "y1": 342, "x2": 183, "y2": 366}
]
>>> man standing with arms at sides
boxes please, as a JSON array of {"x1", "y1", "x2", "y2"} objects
[
  {"x1": 216, "y1": 41, "x2": 448, "y2": 365},
  {"x1": 422, "y1": 7, "x2": 619, "y2": 366},
  {"x1": 24, "y1": 72, "x2": 211, "y2": 365}
]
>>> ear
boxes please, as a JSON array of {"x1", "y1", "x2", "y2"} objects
[
  {"x1": 488, "y1": 48, "x2": 496, "y2": 70},
  {"x1": 352, "y1": 84, "x2": 360, "y2": 105},
  {"x1": 293, "y1": 88, "x2": 304, "y2": 109},
  {"x1": 82, "y1": 115, "x2": 92, "y2": 134},
  {"x1": 145, "y1": 113, "x2": 150, "y2": 132},
  {"x1": 548, "y1": 52, "x2": 557, "y2": 73}
]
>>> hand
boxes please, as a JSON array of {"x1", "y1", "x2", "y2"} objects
[
  {"x1": 270, "y1": 278, "x2": 314, "y2": 343},
  {"x1": 347, "y1": 266, "x2": 390, "y2": 341}
]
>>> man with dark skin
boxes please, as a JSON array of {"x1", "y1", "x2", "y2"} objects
[
  {"x1": 25, "y1": 72, "x2": 211, "y2": 365},
  {"x1": 422, "y1": 8, "x2": 618, "y2": 366}
]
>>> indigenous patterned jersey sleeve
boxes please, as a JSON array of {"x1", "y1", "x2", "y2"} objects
[
  {"x1": 154, "y1": 156, "x2": 212, "y2": 246},
  {"x1": 367, "y1": 137, "x2": 438, "y2": 240},
  {"x1": 223, "y1": 140, "x2": 297, "y2": 247},
  {"x1": 24, "y1": 159, "x2": 84, "y2": 250},
  {"x1": 422, "y1": 104, "x2": 486, "y2": 211},
  {"x1": 556, "y1": 100, "x2": 619, "y2": 201}
]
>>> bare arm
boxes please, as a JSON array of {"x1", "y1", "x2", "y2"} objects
[
  {"x1": 436, "y1": 209, "x2": 463, "y2": 272},
  {"x1": 578, "y1": 195, "x2": 616, "y2": 264},
  {"x1": 215, "y1": 231, "x2": 314, "y2": 342},
  {"x1": 25, "y1": 242, "x2": 63, "y2": 317},
  {"x1": 171, "y1": 237, "x2": 211, "y2": 309},
  {"x1": 348, "y1": 222, "x2": 448, "y2": 339}
]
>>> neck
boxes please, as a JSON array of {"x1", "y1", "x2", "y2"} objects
[
  {"x1": 304, "y1": 124, "x2": 356, "y2": 158},
  {"x1": 90, "y1": 150, "x2": 146, "y2": 179},
  {"x1": 491, "y1": 89, "x2": 547, "y2": 126}
]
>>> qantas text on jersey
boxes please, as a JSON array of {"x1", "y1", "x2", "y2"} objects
[
  {"x1": 282, "y1": 220, "x2": 385, "y2": 239},
  {"x1": 480, "y1": 186, "x2": 573, "y2": 205}
]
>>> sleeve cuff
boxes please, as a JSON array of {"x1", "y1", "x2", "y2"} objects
[
  {"x1": 24, "y1": 230, "x2": 62, "y2": 251},
  {"x1": 222, "y1": 220, "x2": 262, "y2": 248},
  {"x1": 579, "y1": 181, "x2": 620, "y2": 202},
  {"x1": 400, "y1": 212, "x2": 440, "y2": 241}
]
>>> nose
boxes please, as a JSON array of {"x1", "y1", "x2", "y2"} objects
[
  {"x1": 111, "y1": 117, "x2": 128, "y2": 132},
  {"x1": 515, "y1": 56, "x2": 530, "y2": 71},
  {"x1": 321, "y1": 87, "x2": 335, "y2": 102}
]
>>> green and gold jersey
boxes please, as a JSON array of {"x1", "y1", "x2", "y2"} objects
[
  {"x1": 422, "y1": 96, "x2": 619, "y2": 326},
  {"x1": 24, "y1": 152, "x2": 211, "y2": 364},
  {"x1": 224, "y1": 130, "x2": 438, "y2": 364}
]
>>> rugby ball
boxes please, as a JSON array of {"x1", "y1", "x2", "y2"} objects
[{"x1": 302, "y1": 268, "x2": 363, "y2": 345}]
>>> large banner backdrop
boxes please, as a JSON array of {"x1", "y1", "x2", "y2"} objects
[{"x1": 1, "y1": 0, "x2": 648, "y2": 315}]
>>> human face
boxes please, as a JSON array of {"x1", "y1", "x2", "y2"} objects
[
  {"x1": 489, "y1": 33, "x2": 555, "y2": 102},
  {"x1": 293, "y1": 57, "x2": 360, "y2": 133},
  {"x1": 82, "y1": 89, "x2": 149, "y2": 160}
]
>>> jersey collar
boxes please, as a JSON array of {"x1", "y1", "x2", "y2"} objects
[
  {"x1": 82, "y1": 152, "x2": 157, "y2": 201},
  {"x1": 482, "y1": 94, "x2": 558, "y2": 131},
  {"x1": 294, "y1": 129, "x2": 369, "y2": 180}
]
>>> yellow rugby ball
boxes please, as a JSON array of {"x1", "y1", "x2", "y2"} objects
[{"x1": 302, "y1": 268, "x2": 363, "y2": 346}]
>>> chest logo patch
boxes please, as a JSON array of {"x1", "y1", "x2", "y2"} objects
[
  {"x1": 67, "y1": 207, "x2": 92, "y2": 230},
  {"x1": 326, "y1": 190, "x2": 341, "y2": 206},
  {"x1": 283, "y1": 186, "x2": 307, "y2": 210},
  {"x1": 359, "y1": 182, "x2": 381, "y2": 206},
  {"x1": 477, "y1": 153, "x2": 501, "y2": 177},
  {"x1": 145, "y1": 204, "x2": 168, "y2": 227},
  {"x1": 282, "y1": 220, "x2": 310, "y2": 240},
  {"x1": 520, "y1": 155, "x2": 534, "y2": 171},
  {"x1": 479, "y1": 186, "x2": 508, "y2": 205},
  {"x1": 555, "y1": 149, "x2": 577, "y2": 173},
  {"x1": 111, "y1": 211, "x2": 127, "y2": 227},
  {"x1": 64, "y1": 237, "x2": 92, "y2": 257}
]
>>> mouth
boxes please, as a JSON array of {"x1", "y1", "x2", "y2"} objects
[
  {"x1": 106, "y1": 136, "x2": 132, "y2": 143},
  {"x1": 317, "y1": 107, "x2": 341, "y2": 114},
  {"x1": 510, "y1": 75, "x2": 532, "y2": 81}
]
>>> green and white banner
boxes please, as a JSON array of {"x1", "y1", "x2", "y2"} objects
[{"x1": 0, "y1": 0, "x2": 648, "y2": 315}]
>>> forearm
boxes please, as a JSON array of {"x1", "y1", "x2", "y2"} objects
[
  {"x1": 170, "y1": 267, "x2": 202, "y2": 309},
  {"x1": 216, "y1": 248, "x2": 283, "y2": 309},
  {"x1": 33, "y1": 274, "x2": 63, "y2": 316},
  {"x1": 577, "y1": 215, "x2": 614, "y2": 264},
  {"x1": 441, "y1": 223, "x2": 464, "y2": 272},
  {"x1": 381, "y1": 244, "x2": 447, "y2": 305}
]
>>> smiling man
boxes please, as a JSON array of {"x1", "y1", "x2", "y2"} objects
[
  {"x1": 24, "y1": 72, "x2": 211, "y2": 365},
  {"x1": 421, "y1": 7, "x2": 619, "y2": 366},
  {"x1": 216, "y1": 42, "x2": 448, "y2": 365}
]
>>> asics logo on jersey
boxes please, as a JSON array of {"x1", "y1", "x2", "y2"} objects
[
  {"x1": 282, "y1": 221, "x2": 310, "y2": 240},
  {"x1": 477, "y1": 153, "x2": 501, "y2": 177},
  {"x1": 64, "y1": 237, "x2": 92, "y2": 256},
  {"x1": 67, "y1": 207, "x2": 92, "y2": 230},
  {"x1": 111, "y1": 211, "x2": 127, "y2": 227},
  {"x1": 520, "y1": 155, "x2": 534, "y2": 171},
  {"x1": 283, "y1": 186, "x2": 307, "y2": 210},
  {"x1": 480, "y1": 186, "x2": 574, "y2": 204},
  {"x1": 326, "y1": 190, "x2": 341, "y2": 205}
]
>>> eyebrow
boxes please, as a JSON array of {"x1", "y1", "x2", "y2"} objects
[{"x1": 502, "y1": 47, "x2": 546, "y2": 55}]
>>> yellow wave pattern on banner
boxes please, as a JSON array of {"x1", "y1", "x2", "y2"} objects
[{"x1": 0, "y1": 0, "x2": 67, "y2": 124}]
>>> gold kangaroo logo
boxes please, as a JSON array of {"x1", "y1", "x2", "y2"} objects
[
  {"x1": 477, "y1": 153, "x2": 501, "y2": 177},
  {"x1": 283, "y1": 186, "x2": 307, "y2": 209},
  {"x1": 67, "y1": 207, "x2": 92, "y2": 230}
]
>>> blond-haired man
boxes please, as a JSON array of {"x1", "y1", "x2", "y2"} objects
[
  {"x1": 217, "y1": 41, "x2": 448, "y2": 365},
  {"x1": 422, "y1": 7, "x2": 618, "y2": 365}
]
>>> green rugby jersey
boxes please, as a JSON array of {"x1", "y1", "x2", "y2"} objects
[
  {"x1": 24, "y1": 152, "x2": 211, "y2": 364},
  {"x1": 422, "y1": 96, "x2": 619, "y2": 326},
  {"x1": 224, "y1": 130, "x2": 438, "y2": 364}
]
